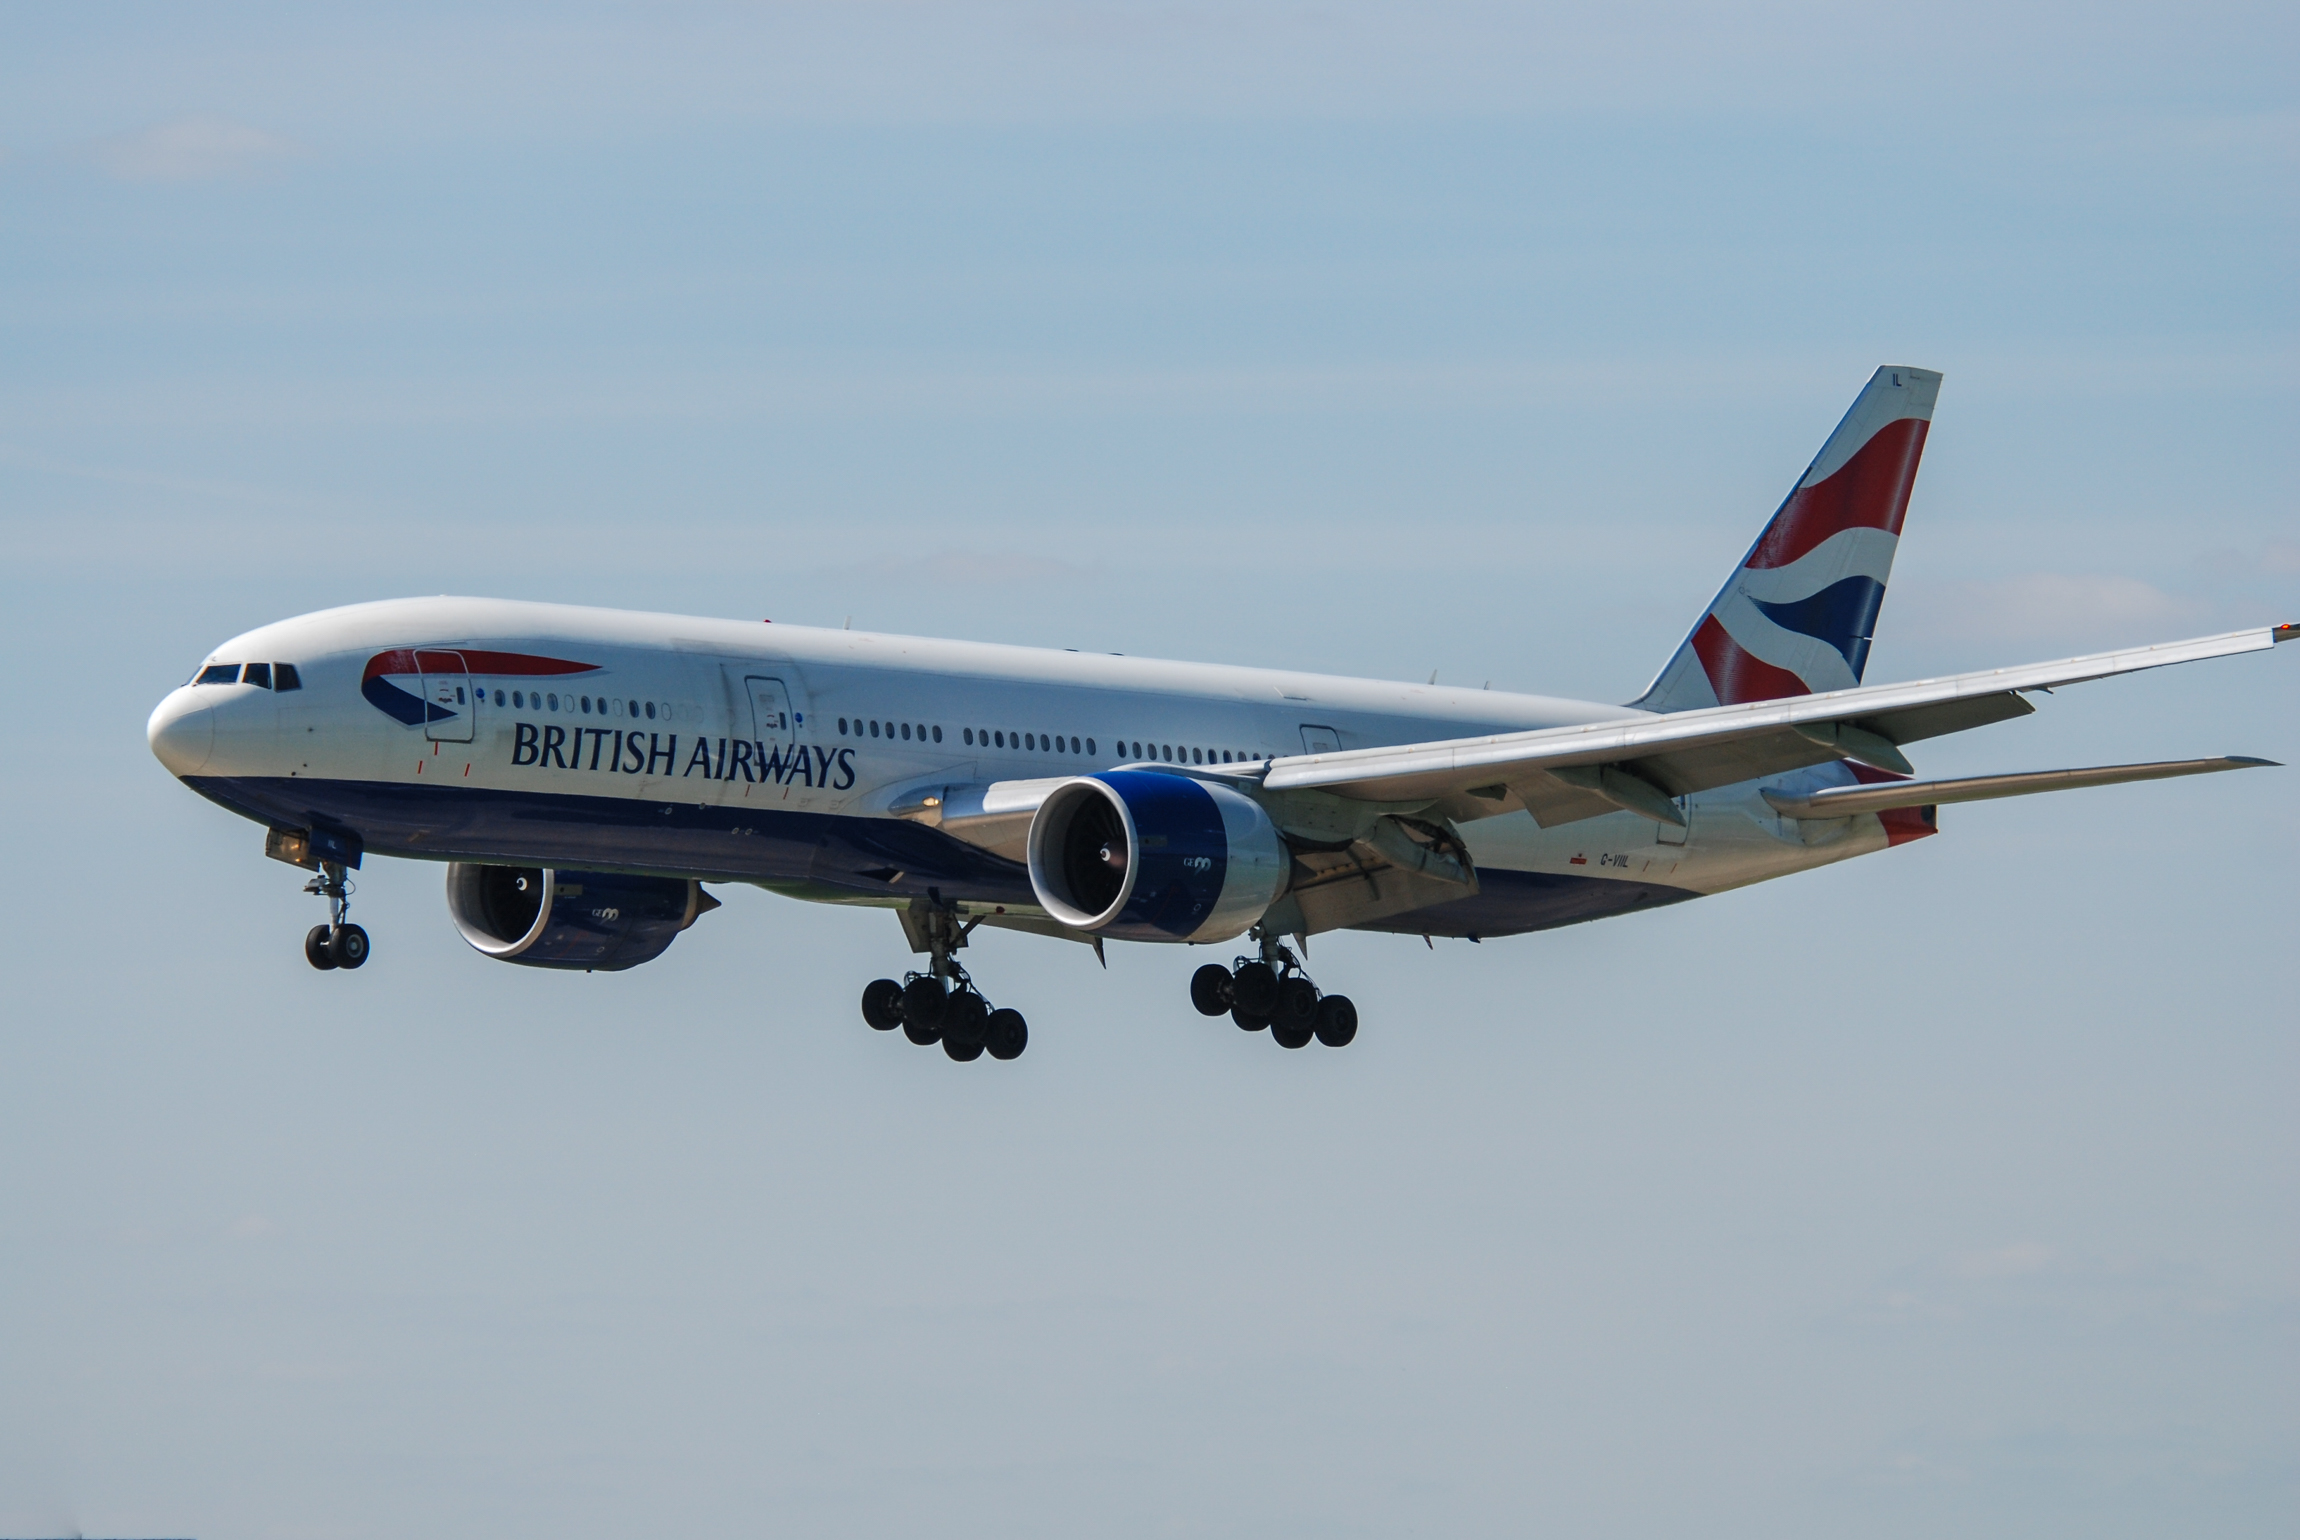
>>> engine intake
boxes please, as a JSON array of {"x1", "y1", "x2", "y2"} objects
[
  {"x1": 1027, "y1": 771, "x2": 1289, "y2": 943},
  {"x1": 445, "y1": 863, "x2": 718, "y2": 971}
]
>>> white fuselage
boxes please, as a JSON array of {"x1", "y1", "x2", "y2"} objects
[{"x1": 149, "y1": 596, "x2": 1901, "y2": 940}]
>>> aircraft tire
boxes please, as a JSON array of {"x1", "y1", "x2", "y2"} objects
[
  {"x1": 985, "y1": 1008, "x2": 1028, "y2": 1060},
  {"x1": 1313, "y1": 994, "x2": 1358, "y2": 1048},
  {"x1": 1190, "y1": 963, "x2": 1234, "y2": 1016},
  {"x1": 1230, "y1": 962, "x2": 1279, "y2": 1017},
  {"x1": 1272, "y1": 1020, "x2": 1314, "y2": 1049},
  {"x1": 1231, "y1": 1007, "x2": 1270, "y2": 1033},
  {"x1": 943, "y1": 990, "x2": 990, "y2": 1049},
  {"x1": 943, "y1": 1035, "x2": 984, "y2": 1062},
  {"x1": 1273, "y1": 977, "x2": 1318, "y2": 1033},
  {"x1": 305, "y1": 925, "x2": 339, "y2": 971},
  {"x1": 861, "y1": 978, "x2": 904, "y2": 1031},
  {"x1": 901, "y1": 976, "x2": 949, "y2": 1033},
  {"x1": 326, "y1": 923, "x2": 370, "y2": 970}
]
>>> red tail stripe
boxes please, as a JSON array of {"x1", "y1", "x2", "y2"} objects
[
  {"x1": 1689, "y1": 615, "x2": 1809, "y2": 705},
  {"x1": 1744, "y1": 418, "x2": 1930, "y2": 571}
]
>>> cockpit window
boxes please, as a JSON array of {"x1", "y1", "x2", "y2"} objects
[
  {"x1": 274, "y1": 663, "x2": 302, "y2": 692},
  {"x1": 242, "y1": 662, "x2": 273, "y2": 690},
  {"x1": 196, "y1": 664, "x2": 241, "y2": 685}
]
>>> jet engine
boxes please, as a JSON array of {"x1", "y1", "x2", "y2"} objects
[
  {"x1": 1027, "y1": 770, "x2": 1289, "y2": 943},
  {"x1": 445, "y1": 863, "x2": 719, "y2": 971}
]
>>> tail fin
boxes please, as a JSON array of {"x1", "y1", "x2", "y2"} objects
[{"x1": 1632, "y1": 366, "x2": 1941, "y2": 712}]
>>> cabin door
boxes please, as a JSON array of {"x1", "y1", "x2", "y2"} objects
[
  {"x1": 420, "y1": 649, "x2": 474, "y2": 743},
  {"x1": 747, "y1": 677, "x2": 796, "y2": 745}
]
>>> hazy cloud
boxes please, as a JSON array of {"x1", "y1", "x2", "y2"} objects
[
  {"x1": 1896, "y1": 571, "x2": 2222, "y2": 651},
  {"x1": 90, "y1": 114, "x2": 299, "y2": 181}
]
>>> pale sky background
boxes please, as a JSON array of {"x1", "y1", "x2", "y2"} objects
[{"x1": 1, "y1": 4, "x2": 2295, "y2": 1537}]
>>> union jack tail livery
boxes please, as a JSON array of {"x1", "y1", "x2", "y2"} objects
[{"x1": 1634, "y1": 366, "x2": 1941, "y2": 711}]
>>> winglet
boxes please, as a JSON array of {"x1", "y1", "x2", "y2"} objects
[{"x1": 2275, "y1": 623, "x2": 2297, "y2": 643}]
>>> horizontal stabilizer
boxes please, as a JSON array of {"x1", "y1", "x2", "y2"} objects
[{"x1": 1761, "y1": 756, "x2": 2277, "y2": 820}]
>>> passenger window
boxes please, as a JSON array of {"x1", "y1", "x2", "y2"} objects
[
  {"x1": 273, "y1": 663, "x2": 302, "y2": 692},
  {"x1": 242, "y1": 663, "x2": 273, "y2": 690},
  {"x1": 932, "y1": 726, "x2": 942, "y2": 742},
  {"x1": 901, "y1": 723, "x2": 912, "y2": 740},
  {"x1": 647, "y1": 702, "x2": 657, "y2": 720},
  {"x1": 993, "y1": 731, "x2": 1004, "y2": 747},
  {"x1": 547, "y1": 693, "x2": 558, "y2": 710},
  {"x1": 1086, "y1": 739, "x2": 1096, "y2": 754},
  {"x1": 196, "y1": 664, "x2": 240, "y2": 685},
  {"x1": 870, "y1": 721, "x2": 880, "y2": 737}
]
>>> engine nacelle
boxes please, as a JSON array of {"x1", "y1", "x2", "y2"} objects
[
  {"x1": 445, "y1": 864, "x2": 718, "y2": 971},
  {"x1": 1027, "y1": 771, "x2": 1290, "y2": 943}
]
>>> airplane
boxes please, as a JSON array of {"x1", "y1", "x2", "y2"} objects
[{"x1": 147, "y1": 366, "x2": 2291, "y2": 1061}]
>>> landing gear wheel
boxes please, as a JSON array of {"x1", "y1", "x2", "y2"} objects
[
  {"x1": 1231, "y1": 961, "x2": 1279, "y2": 1017},
  {"x1": 325, "y1": 923, "x2": 370, "y2": 970},
  {"x1": 1232, "y1": 1007, "x2": 1270, "y2": 1033},
  {"x1": 985, "y1": 1008, "x2": 1028, "y2": 1061},
  {"x1": 943, "y1": 1035, "x2": 984, "y2": 1062},
  {"x1": 943, "y1": 990, "x2": 990, "y2": 1050},
  {"x1": 305, "y1": 925, "x2": 338, "y2": 971},
  {"x1": 1272, "y1": 1020, "x2": 1315, "y2": 1050},
  {"x1": 861, "y1": 978, "x2": 904, "y2": 1031},
  {"x1": 1190, "y1": 963, "x2": 1234, "y2": 1016},
  {"x1": 901, "y1": 976, "x2": 949, "y2": 1034},
  {"x1": 902, "y1": 1016, "x2": 943, "y2": 1047},
  {"x1": 1273, "y1": 976, "x2": 1318, "y2": 1033},
  {"x1": 1313, "y1": 994, "x2": 1358, "y2": 1048}
]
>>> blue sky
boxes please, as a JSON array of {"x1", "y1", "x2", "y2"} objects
[{"x1": 1, "y1": 5, "x2": 2294, "y2": 1538}]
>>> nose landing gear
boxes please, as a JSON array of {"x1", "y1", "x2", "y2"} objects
[
  {"x1": 1191, "y1": 929, "x2": 1356, "y2": 1049},
  {"x1": 860, "y1": 894, "x2": 1027, "y2": 1062},
  {"x1": 301, "y1": 860, "x2": 370, "y2": 971}
]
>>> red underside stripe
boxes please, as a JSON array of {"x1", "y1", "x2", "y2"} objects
[
  {"x1": 1689, "y1": 615, "x2": 1810, "y2": 705},
  {"x1": 1849, "y1": 762, "x2": 1938, "y2": 845},
  {"x1": 1745, "y1": 417, "x2": 1930, "y2": 571}
]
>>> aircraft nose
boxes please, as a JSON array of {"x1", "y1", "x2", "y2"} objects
[{"x1": 148, "y1": 688, "x2": 215, "y2": 775}]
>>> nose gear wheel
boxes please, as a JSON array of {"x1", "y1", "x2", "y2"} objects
[{"x1": 299, "y1": 860, "x2": 370, "y2": 971}]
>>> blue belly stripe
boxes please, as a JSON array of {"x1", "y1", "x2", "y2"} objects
[{"x1": 184, "y1": 775, "x2": 1700, "y2": 938}]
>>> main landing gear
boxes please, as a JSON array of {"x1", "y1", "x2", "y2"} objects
[
  {"x1": 301, "y1": 860, "x2": 370, "y2": 971},
  {"x1": 860, "y1": 895, "x2": 1027, "y2": 1062},
  {"x1": 1191, "y1": 930, "x2": 1356, "y2": 1050}
]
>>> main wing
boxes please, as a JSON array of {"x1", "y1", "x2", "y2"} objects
[{"x1": 1259, "y1": 624, "x2": 2296, "y2": 826}]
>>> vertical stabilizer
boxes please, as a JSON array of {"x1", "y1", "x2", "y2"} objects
[{"x1": 1632, "y1": 366, "x2": 1941, "y2": 712}]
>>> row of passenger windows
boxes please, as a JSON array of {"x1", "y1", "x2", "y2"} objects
[
  {"x1": 839, "y1": 717, "x2": 944, "y2": 743},
  {"x1": 504, "y1": 689, "x2": 666, "y2": 720},
  {"x1": 195, "y1": 662, "x2": 302, "y2": 691},
  {"x1": 1123, "y1": 743, "x2": 1270, "y2": 766},
  {"x1": 831, "y1": 715, "x2": 1267, "y2": 766}
]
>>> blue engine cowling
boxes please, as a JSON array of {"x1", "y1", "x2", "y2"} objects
[
  {"x1": 1026, "y1": 771, "x2": 1290, "y2": 943},
  {"x1": 445, "y1": 864, "x2": 718, "y2": 971}
]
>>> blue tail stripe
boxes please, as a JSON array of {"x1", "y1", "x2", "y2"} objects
[{"x1": 1752, "y1": 576, "x2": 1885, "y2": 676}]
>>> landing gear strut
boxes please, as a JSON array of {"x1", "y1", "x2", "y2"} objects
[
  {"x1": 1191, "y1": 928, "x2": 1356, "y2": 1049},
  {"x1": 860, "y1": 893, "x2": 1027, "y2": 1062},
  {"x1": 302, "y1": 860, "x2": 370, "y2": 971}
]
